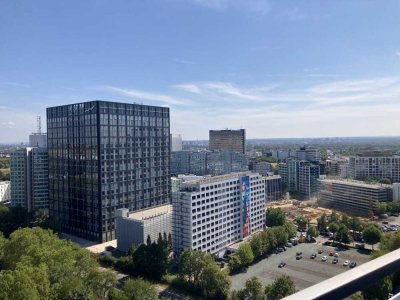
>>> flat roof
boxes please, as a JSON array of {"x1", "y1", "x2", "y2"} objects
[
  {"x1": 318, "y1": 178, "x2": 392, "y2": 189},
  {"x1": 128, "y1": 204, "x2": 172, "y2": 221}
]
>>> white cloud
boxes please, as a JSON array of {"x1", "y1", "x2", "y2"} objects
[
  {"x1": 173, "y1": 81, "x2": 267, "y2": 101},
  {"x1": 101, "y1": 85, "x2": 194, "y2": 106},
  {"x1": 0, "y1": 109, "x2": 37, "y2": 143},
  {"x1": 0, "y1": 81, "x2": 31, "y2": 88},
  {"x1": 185, "y1": 0, "x2": 271, "y2": 15},
  {"x1": 173, "y1": 58, "x2": 196, "y2": 65}
]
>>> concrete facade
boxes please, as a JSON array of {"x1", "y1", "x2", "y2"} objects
[
  {"x1": 318, "y1": 179, "x2": 393, "y2": 216},
  {"x1": 349, "y1": 156, "x2": 400, "y2": 182},
  {"x1": 172, "y1": 172, "x2": 265, "y2": 256},
  {"x1": 116, "y1": 204, "x2": 172, "y2": 252}
]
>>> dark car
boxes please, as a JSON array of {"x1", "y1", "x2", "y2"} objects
[
  {"x1": 332, "y1": 258, "x2": 338, "y2": 264},
  {"x1": 350, "y1": 262, "x2": 357, "y2": 268},
  {"x1": 310, "y1": 253, "x2": 317, "y2": 259},
  {"x1": 277, "y1": 247, "x2": 284, "y2": 253},
  {"x1": 296, "y1": 255, "x2": 302, "y2": 260},
  {"x1": 296, "y1": 251, "x2": 303, "y2": 256},
  {"x1": 278, "y1": 262, "x2": 286, "y2": 268}
]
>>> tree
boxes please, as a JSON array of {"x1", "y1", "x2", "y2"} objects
[
  {"x1": 178, "y1": 249, "x2": 213, "y2": 284},
  {"x1": 265, "y1": 275, "x2": 296, "y2": 300},
  {"x1": 178, "y1": 249, "x2": 231, "y2": 299},
  {"x1": 307, "y1": 226, "x2": 318, "y2": 238},
  {"x1": 122, "y1": 278, "x2": 158, "y2": 300},
  {"x1": 362, "y1": 276, "x2": 393, "y2": 300},
  {"x1": 0, "y1": 227, "x2": 116, "y2": 300},
  {"x1": 283, "y1": 222, "x2": 297, "y2": 238},
  {"x1": 250, "y1": 233, "x2": 264, "y2": 258},
  {"x1": 337, "y1": 224, "x2": 350, "y2": 245},
  {"x1": 380, "y1": 231, "x2": 400, "y2": 252},
  {"x1": 237, "y1": 243, "x2": 254, "y2": 267},
  {"x1": 328, "y1": 222, "x2": 340, "y2": 245},
  {"x1": 266, "y1": 208, "x2": 286, "y2": 227},
  {"x1": 296, "y1": 216, "x2": 307, "y2": 232},
  {"x1": 317, "y1": 214, "x2": 327, "y2": 231},
  {"x1": 237, "y1": 277, "x2": 264, "y2": 300},
  {"x1": 379, "y1": 178, "x2": 392, "y2": 184},
  {"x1": 374, "y1": 202, "x2": 388, "y2": 216},
  {"x1": 229, "y1": 253, "x2": 243, "y2": 273},
  {"x1": 269, "y1": 226, "x2": 288, "y2": 247},
  {"x1": 329, "y1": 211, "x2": 339, "y2": 223},
  {"x1": 200, "y1": 263, "x2": 231, "y2": 299},
  {"x1": 363, "y1": 224, "x2": 382, "y2": 250}
]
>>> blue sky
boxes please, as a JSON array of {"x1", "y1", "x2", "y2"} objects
[{"x1": 1, "y1": 0, "x2": 400, "y2": 142}]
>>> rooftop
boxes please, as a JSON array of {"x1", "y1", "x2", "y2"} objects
[
  {"x1": 127, "y1": 204, "x2": 172, "y2": 221},
  {"x1": 318, "y1": 178, "x2": 392, "y2": 189}
]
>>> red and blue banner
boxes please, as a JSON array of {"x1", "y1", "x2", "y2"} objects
[{"x1": 241, "y1": 176, "x2": 251, "y2": 238}]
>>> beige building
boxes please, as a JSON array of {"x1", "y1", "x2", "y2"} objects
[{"x1": 209, "y1": 129, "x2": 246, "y2": 154}]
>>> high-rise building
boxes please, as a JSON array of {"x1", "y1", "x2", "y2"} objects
[
  {"x1": 264, "y1": 175, "x2": 282, "y2": 202},
  {"x1": 10, "y1": 147, "x2": 49, "y2": 212},
  {"x1": 171, "y1": 150, "x2": 248, "y2": 176},
  {"x1": 29, "y1": 116, "x2": 47, "y2": 148},
  {"x1": 172, "y1": 172, "x2": 265, "y2": 256},
  {"x1": 171, "y1": 134, "x2": 182, "y2": 152},
  {"x1": 295, "y1": 146, "x2": 321, "y2": 162},
  {"x1": 279, "y1": 159, "x2": 320, "y2": 199},
  {"x1": 47, "y1": 101, "x2": 171, "y2": 242},
  {"x1": 209, "y1": 129, "x2": 246, "y2": 154}
]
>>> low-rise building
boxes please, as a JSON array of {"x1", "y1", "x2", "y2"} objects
[
  {"x1": 172, "y1": 172, "x2": 265, "y2": 256},
  {"x1": 318, "y1": 179, "x2": 393, "y2": 216},
  {"x1": 253, "y1": 161, "x2": 272, "y2": 176},
  {"x1": 116, "y1": 204, "x2": 172, "y2": 253}
]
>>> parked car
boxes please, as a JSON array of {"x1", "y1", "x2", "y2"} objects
[
  {"x1": 296, "y1": 251, "x2": 302, "y2": 256},
  {"x1": 334, "y1": 253, "x2": 339, "y2": 257},
  {"x1": 343, "y1": 260, "x2": 350, "y2": 266},
  {"x1": 321, "y1": 256, "x2": 328, "y2": 262},
  {"x1": 278, "y1": 262, "x2": 286, "y2": 268},
  {"x1": 277, "y1": 247, "x2": 284, "y2": 253},
  {"x1": 355, "y1": 243, "x2": 365, "y2": 249},
  {"x1": 332, "y1": 258, "x2": 338, "y2": 264},
  {"x1": 329, "y1": 251, "x2": 334, "y2": 256},
  {"x1": 286, "y1": 243, "x2": 293, "y2": 247},
  {"x1": 318, "y1": 249, "x2": 323, "y2": 254},
  {"x1": 350, "y1": 262, "x2": 357, "y2": 268},
  {"x1": 310, "y1": 253, "x2": 317, "y2": 259},
  {"x1": 296, "y1": 255, "x2": 302, "y2": 260}
]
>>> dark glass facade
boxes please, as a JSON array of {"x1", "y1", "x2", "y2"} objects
[{"x1": 47, "y1": 101, "x2": 171, "y2": 242}]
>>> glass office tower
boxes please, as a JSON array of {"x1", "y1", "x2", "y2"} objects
[{"x1": 47, "y1": 101, "x2": 171, "y2": 242}]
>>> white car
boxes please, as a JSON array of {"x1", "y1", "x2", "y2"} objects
[
  {"x1": 343, "y1": 260, "x2": 349, "y2": 266},
  {"x1": 321, "y1": 256, "x2": 328, "y2": 262},
  {"x1": 334, "y1": 253, "x2": 339, "y2": 257}
]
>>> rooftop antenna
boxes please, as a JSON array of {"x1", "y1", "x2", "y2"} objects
[{"x1": 37, "y1": 116, "x2": 42, "y2": 134}]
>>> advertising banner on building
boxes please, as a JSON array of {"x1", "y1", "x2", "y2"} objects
[{"x1": 241, "y1": 176, "x2": 251, "y2": 238}]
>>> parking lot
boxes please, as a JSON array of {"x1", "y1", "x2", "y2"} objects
[{"x1": 230, "y1": 242, "x2": 371, "y2": 291}]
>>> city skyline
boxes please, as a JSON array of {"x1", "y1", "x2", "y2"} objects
[{"x1": 1, "y1": 0, "x2": 400, "y2": 142}]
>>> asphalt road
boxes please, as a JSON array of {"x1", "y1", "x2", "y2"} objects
[{"x1": 230, "y1": 241, "x2": 371, "y2": 292}]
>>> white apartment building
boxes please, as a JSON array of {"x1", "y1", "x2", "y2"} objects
[
  {"x1": 349, "y1": 156, "x2": 400, "y2": 182},
  {"x1": 172, "y1": 172, "x2": 265, "y2": 256},
  {"x1": 0, "y1": 181, "x2": 11, "y2": 203}
]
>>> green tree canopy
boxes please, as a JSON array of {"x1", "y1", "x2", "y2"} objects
[
  {"x1": 283, "y1": 221, "x2": 297, "y2": 238},
  {"x1": 0, "y1": 227, "x2": 116, "y2": 300},
  {"x1": 363, "y1": 224, "x2": 382, "y2": 250},
  {"x1": 266, "y1": 208, "x2": 286, "y2": 227},
  {"x1": 265, "y1": 275, "x2": 296, "y2": 300},
  {"x1": 296, "y1": 216, "x2": 307, "y2": 231},
  {"x1": 317, "y1": 213, "x2": 327, "y2": 231},
  {"x1": 237, "y1": 277, "x2": 264, "y2": 300},
  {"x1": 307, "y1": 226, "x2": 319, "y2": 238},
  {"x1": 121, "y1": 278, "x2": 158, "y2": 300},
  {"x1": 237, "y1": 243, "x2": 254, "y2": 267}
]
